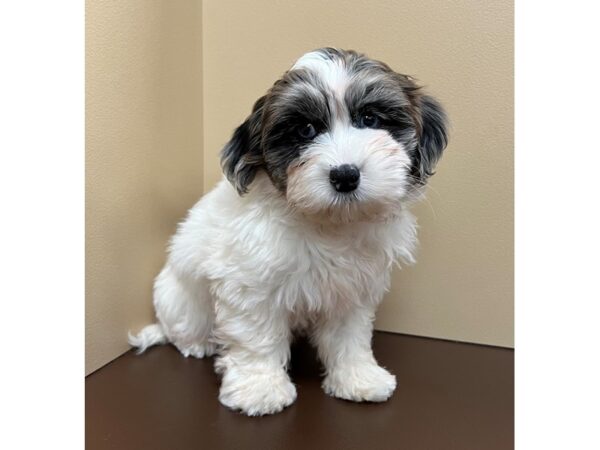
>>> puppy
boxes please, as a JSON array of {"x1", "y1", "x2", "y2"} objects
[{"x1": 129, "y1": 48, "x2": 448, "y2": 416}]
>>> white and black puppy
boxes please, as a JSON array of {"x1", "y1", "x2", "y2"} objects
[{"x1": 129, "y1": 48, "x2": 448, "y2": 416}]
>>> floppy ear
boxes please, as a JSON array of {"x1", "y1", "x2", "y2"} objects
[
  {"x1": 414, "y1": 95, "x2": 449, "y2": 183},
  {"x1": 220, "y1": 96, "x2": 266, "y2": 195}
]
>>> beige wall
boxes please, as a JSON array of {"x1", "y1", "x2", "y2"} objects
[
  {"x1": 86, "y1": 0, "x2": 203, "y2": 374},
  {"x1": 202, "y1": 0, "x2": 513, "y2": 347}
]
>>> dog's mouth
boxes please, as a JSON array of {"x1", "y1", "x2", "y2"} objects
[
  {"x1": 299, "y1": 193, "x2": 397, "y2": 224},
  {"x1": 332, "y1": 190, "x2": 360, "y2": 203}
]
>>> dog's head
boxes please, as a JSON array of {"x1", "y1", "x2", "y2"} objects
[{"x1": 221, "y1": 48, "x2": 448, "y2": 223}]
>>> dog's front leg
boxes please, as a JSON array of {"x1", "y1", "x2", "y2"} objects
[
  {"x1": 213, "y1": 303, "x2": 296, "y2": 416},
  {"x1": 313, "y1": 304, "x2": 397, "y2": 402}
]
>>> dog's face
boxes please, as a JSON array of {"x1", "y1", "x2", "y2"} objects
[{"x1": 221, "y1": 48, "x2": 448, "y2": 223}]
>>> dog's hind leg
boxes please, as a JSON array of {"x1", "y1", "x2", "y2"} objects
[{"x1": 129, "y1": 264, "x2": 216, "y2": 358}]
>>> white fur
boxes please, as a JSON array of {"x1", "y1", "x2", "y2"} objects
[
  {"x1": 293, "y1": 51, "x2": 346, "y2": 85},
  {"x1": 287, "y1": 126, "x2": 413, "y2": 224},
  {"x1": 293, "y1": 50, "x2": 350, "y2": 102},
  {"x1": 129, "y1": 175, "x2": 417, "y2": 415},
  {"x1": 129, "y1": 51, "x2": 423, "y2": 416}
]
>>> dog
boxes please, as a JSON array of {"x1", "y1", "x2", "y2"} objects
[{"x1": 129, "y1": 48, "x2": 448, "y2": 416}]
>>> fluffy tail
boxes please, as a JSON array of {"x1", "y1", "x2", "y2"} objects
[{"x1": 128, "y1": 323, "x2": 168, "y2": 354}]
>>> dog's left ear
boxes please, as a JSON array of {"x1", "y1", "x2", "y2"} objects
[
  {"x1": 415, "y1": 94, "x2": 449, "y2": 183},
  {"x1": 220, "y1": 96, "x2": 266, "y2": 195}
]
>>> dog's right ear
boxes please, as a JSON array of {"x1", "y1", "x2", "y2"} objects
[{"x1": 220, "y1": 96, "x2": 266, "y2": 195}]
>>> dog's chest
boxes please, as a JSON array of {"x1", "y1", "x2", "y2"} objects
[{"x1": 281, "y1": 227, "x2": 391, "y2": 312}]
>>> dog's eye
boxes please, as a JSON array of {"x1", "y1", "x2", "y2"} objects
[
  {"x1": 298, "y1": 123, "x2": 317, "y2": 139},
  {"x1": 359, "y1": 114, "x2": 380, "y2": 128}
]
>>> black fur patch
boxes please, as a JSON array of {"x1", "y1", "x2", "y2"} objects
[
  {"x1": 220, "y1": 96, "x2": 266, "y2": 194},
  {"x1": 261, "y1": 70, "x2": 331, "y2": 191},
  {"x1": 345, "y1": 76, "x2": 418, "y2": 149},
  {"x1": 412, "y1": 95, "x2": 448, "y2": 184}
]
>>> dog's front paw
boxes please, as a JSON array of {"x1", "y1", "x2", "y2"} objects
[
  {"x1": 323, "y1": 363, "x2": 397, "y2": 402},
  {"x1": 174, "y1": 341, "x2": 216, "y2": 359},
  {"x1": 219, "y1": 368, "x2": 297, "y2": 416}
]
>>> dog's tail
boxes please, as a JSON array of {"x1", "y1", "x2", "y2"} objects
[{"x1": 128, "y1": 323, "x2": 168, "y2": 354}]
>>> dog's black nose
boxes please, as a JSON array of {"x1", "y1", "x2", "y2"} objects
[{"x1": 330, "y1": 164, "x2": 360, "y2": 193}]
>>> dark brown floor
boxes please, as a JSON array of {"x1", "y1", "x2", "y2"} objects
[{"x1": 86, "y1": 332, "x2": 513, "y2": 450}]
